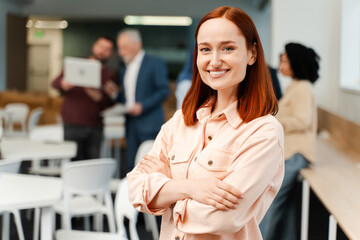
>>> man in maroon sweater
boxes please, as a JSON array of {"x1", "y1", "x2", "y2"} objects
[{"x1": 52, "y1": 36, "x2": 117, "y2": 160}]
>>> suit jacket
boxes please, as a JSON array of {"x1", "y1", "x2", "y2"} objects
[{"x1": 117, "y1": 53, "x2": 169, "y2": 136}]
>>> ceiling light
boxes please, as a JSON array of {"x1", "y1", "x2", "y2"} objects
[
  {"x1": 124, "y1": 15, "x2": 192, "y2": 26},
  {"x1": 26, "y1": 20, "x2": 68, "y2": 29}
]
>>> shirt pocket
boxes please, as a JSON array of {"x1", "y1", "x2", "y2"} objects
[
  {"x1": 197, "y1": 147, "x2": 233, "y2": 172},
  {"x1": 168, "y1": 143, "x2": 193, "y2": 179}
]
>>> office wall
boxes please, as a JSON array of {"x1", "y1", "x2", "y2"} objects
[
  {"x1": 21, "y1": 0, "x2": 271, "y2": 59},
  {"x1": 0, "y1": 0, "x2": 22, "y2": 90},
  {"x1": 271, "y1": 0, "x2": 360, "y2": 125}
]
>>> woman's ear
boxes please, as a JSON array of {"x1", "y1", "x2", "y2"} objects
[{"x1": 248, "y1": 43, "x2": 258, "y2": 66}]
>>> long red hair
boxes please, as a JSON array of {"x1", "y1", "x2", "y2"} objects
[{"x1": 182, "y1": 6, "x2": 278, "y2": 126}]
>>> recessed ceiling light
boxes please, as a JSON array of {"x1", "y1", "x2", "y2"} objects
[
  {"x1": 124, "y1": 15, "x2": 192, "y2": 26},
  {"x1": 26, "y1": 20, "x2": 68, "y2": 29}
]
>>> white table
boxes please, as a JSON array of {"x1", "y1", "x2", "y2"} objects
[
  {"x1": 0, "y1": 173, "x2": 63, "y2": 240},
  {"x1": 1, "y1": 138, "x2": 77, "y2": 161},
  {"x1": 29, "y1": 124, "x2": 64, "y2": 142},
  {"x1": 1, "y1": 137, "x2": 77, "y2": 176}
]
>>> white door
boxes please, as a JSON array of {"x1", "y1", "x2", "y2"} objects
[{"x1": 27, "y1": 44, "x2": 50, "y2": 92}]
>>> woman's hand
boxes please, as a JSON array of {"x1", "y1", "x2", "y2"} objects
[
  {"x1": 186, "y1": 172, "x2": 243, "y2": 210},
  {"x1": 137, "y1": 152, "x2": 172, "y2": 179}
]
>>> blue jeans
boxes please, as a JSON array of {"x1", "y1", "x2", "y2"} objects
[{"x1": 260, "y1": 153, "x2": 309, "y2": 240}]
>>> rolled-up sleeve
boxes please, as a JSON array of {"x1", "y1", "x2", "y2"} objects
[
  {"x1": 174, "y1": 132, "x2": 284, "y2": 235},
  {"x1": 127, "y1": 115, "x2": 175, "y2": 215}
]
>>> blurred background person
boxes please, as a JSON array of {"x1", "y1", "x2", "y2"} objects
[
  {"x1": 260, "y1": 42, "x2": 320, "y2": 240},
  {"x1": 268, "y1": 65, "x2": 282, "y2": 100},
  {"x1": 52, "y1": 36, "x2": 118, "y2": 161},
  {"x1": 175, "y1": 42, "x2": 194, "y2": 110},
  {"x1": 107, "y1": 28, "x2": 169, "y2": 173}
]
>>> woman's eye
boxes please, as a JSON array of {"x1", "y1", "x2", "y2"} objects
[
  {"x1": 199, "y1": 48, "x2": 210, "y2": 52},
  {"x1": 223, "y1": 47, "x2": 234, "y2": 51}
]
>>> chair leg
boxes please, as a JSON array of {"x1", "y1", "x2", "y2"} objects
[
  {"x1": 114, "y1": 139, "x2": 121, "y2": 178},
  {"x1": 84, "y1": 217, "x2": 91, "y2": 231},
  {"x1": 145, "y1": 214, "x2": 159, "y2": 240},
  {"x1": 12, "y1": 210, "x2": 25, "y2": 240},
  {"x1": 2, "y1": 212, "x2": 10, "y2": 240},
  {"x1": 94, "y1": 213, "x2": 103, "y2": 232},
  {"x1": 104, "y1": 193, "x2": 116, "y2": 233},
  {"x1": 144, "y1": 213, "x2": 151, "y2": 231},
  {"x1": 129, "y1": 218, "x2": 140, "y2": 240},
  {"x1": 33, "y1": 208, "x2": 40, "y2": 240}
]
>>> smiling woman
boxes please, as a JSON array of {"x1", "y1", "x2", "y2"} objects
[{"x1": 127, "y1": 6, "x2": 284, "y2": 240}]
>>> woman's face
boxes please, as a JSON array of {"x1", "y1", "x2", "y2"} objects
[
  {"x1": 279, "y1": 53, "x2": 293, "y2": 77},
  {"x1": 196, "y1": 18, "x2": 256, "y2": 96}
]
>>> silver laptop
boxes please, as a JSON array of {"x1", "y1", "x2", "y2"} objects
[{"x1": 64, "y1": 57, "x2": 101, "y2": 88}]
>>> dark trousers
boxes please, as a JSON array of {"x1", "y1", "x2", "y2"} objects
[
  {"x1": 64, "y1": 124, "x2": 103, "y2": 161},
  {"x1": 125, "y1": 121, "x2": 157, "y2": 173}
]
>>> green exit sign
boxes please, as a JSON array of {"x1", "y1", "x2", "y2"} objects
[{"x1": 35, "y1": 30, "x2": 44, "y2": 38}]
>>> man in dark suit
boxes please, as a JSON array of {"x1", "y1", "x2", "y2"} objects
[{"x1": 108, "y1": 28, "x2": 169, "y2": 173}]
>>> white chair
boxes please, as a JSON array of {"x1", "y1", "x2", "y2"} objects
[
  {"x1": 133, "y1": 140, "x2": 159, "y2": 240},
  {"x1": 134, "y1": 140, "x2": 155, "y2": 166},
  {"x1": 28, "y1": 124, "x2": 66, "y2": 176},
  {"x1": 27, "y1": 107, "x2": 43, "y2": 133},
  {"x1": 101, "y1": 115, "x2": 125, "y2": 178},
  {"x1": 55, "y1": 158, "x2": 117, "y2": 233},
  {"x1": 108, "y1": 139, "x2": 159, "y2": 240},
  {"x1": 4, "y1": 103, "x2": 29, "y2": 136},
  {"x1": 56, "y1": 177, "x2": 139, "y2": 240},
  {"x1": 0, "y1": 159, "x2": 24, "y2": 240}
]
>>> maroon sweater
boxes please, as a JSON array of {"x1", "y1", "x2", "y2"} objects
[{"x1": 52, "y1": 67, "x2": 117, "y2": 127}]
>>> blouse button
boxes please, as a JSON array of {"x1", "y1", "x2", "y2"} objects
[
  {"x1": 208, "y1": 160, "x2": 213, "y2": 166},
  {"x1": 208, "y1": 136, "x2": 212, "y2": 141},
  {"x1": 171, "y1": 155, "x2": 175, "y2": 161},
  {"x1": 175, "y1": 236, "x2": 180, "y2": 240},
  {"x1": 194, "y1": 157, "x2": 197, "y2": 162}
]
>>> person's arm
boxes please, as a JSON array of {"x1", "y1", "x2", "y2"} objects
[
  {"x1": 52, "y1": 71, "x2": 75, "y2": 94},
  {"x1": 94, "y1": 71, "x2": 119, "y2": 108},
  {"x1": 277, "y1": 83, "x2": 314, "y2": 132},
  {"x1": 172, "y1": 123, "x2": 284, "y2": 235}
]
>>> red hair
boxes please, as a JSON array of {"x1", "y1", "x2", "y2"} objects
[{"x1": 182, "y1": 6, "x2": 278, "y2": 126}]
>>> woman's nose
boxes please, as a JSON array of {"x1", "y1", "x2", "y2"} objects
[{"x1": 210, "y1": 52, "x2": 221, "y2": 67}]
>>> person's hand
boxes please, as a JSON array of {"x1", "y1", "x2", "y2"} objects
[
  {"x1": 60, "y1": 78, "x2": 74, "y2": 91},
  {"x1": 137, "y1": 152, "x2": 172, "y2": 179},
  {"x1": 104, "y1": 81, "x2": 119, "y2": 98},
  {"x1": 84, "y1": 88, "x2": 102, "y2": 102},
  {"x1": 127, "y1": 103, "x2": 143, "y2": 116},
  {"x1": 186, "y1": 172, "x2": 243, "y2": 210}
]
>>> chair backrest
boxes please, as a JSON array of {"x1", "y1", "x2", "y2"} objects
[
  {"x1": 62, "y1": 158, "x2": 116, "y2": 195},
  {"x1": 4, "y1": 103, "x2": 29, "y2": 124},
  {"x1": 134, "y1": 140, "x2": 155, "y2": 166},
  {"x1": 115, "y1": 178, "x2": 139, "y2": 240},
  {"x1": 27, "y1": 107, "x2": 43, "y2": 132},
  {"x1": 0, "y1": 159, "x2": 22, "y2": 175}
]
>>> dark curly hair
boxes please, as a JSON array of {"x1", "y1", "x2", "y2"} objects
[{"x1": 285, "y1": 42, "x2": 320, "y2": 83}]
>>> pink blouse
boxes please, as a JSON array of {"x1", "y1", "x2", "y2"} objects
[{"x1": 128, "y1": 100, "x2": 284, "y2": 240}]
